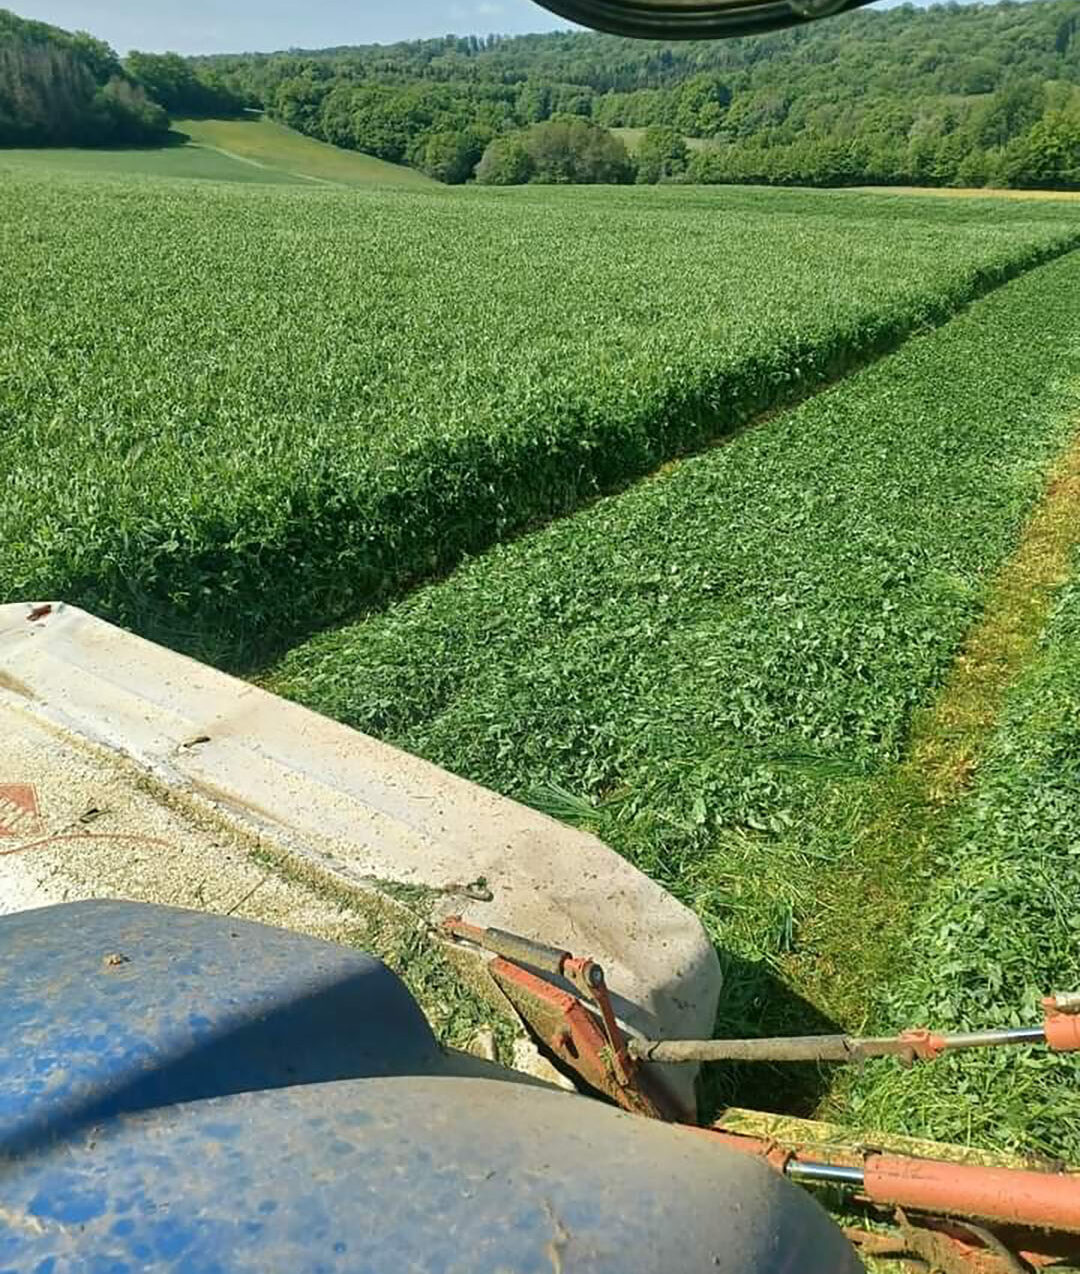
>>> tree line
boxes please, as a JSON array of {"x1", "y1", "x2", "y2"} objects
[
  {"x1": 0, "y1": 10, "x2": 244, "y2": 147},
  {"x1": 193, "y1": 0, "x2": 1080, "y2": 190},
  {"x1": 2, "y1": 1, "x2": 1078, "y2": 190},
  {"x1": 0, "y1": 9, "x2": 167, "y2": 146}
]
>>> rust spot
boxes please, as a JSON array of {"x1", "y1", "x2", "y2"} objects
[
  {"x1": 0, "y1": 670, "x2": 36, "y2": 701},
  {"x1": 0, "y1": 784, "x2": 43, "y2": 837}
]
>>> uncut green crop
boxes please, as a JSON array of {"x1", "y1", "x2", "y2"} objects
[
  {"x1": 271, "y1": 254, "x2": 1080, "y2": 1120},
  {"x1": 3, "y1": 170, "x2": 1080, "y2": 664},
  {"x1": 846, "y1": 567, "x2": 1080, "y2": 1162}
]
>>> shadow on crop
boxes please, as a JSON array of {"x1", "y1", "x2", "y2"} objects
[{"x1": 697, "y1": 950, "x2": 847, "y2": 1122}]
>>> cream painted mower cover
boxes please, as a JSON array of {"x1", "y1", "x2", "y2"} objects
[{"x1": 0, "y1": 601, "x2": 721, "y2": 1109}]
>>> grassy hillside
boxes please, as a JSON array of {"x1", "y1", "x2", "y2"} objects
[
  {"x1": 0, "y1": 140, "x2": 305, "y2": 185},
  {"x1": 612, "y1": 128, "x2": 708, "y2": 154},
  {"x1": 0, "y1": 115, "x2": 435, "y2": 187},
  {"x1": 176, "y1": 115, "x2": 436, "y2": 188}
]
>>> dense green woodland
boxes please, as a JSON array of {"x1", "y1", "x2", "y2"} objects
[
  {"x1": 192, "y1": 0, "x2": 1080, "y2": 188},
  {"x1": 0, "y1": 10, "x2": 244, "y2": 146},
  {"x1": 1, "y1": 1, "x2": 1078, "y2": 187},
  {"x1": 0, "y1": 9, "x2": 167, "y2": 145}
]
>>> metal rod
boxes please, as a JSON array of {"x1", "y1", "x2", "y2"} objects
[
  {"x1": 787, "y1": 1153, "x2": 1080, "y2": 1235},
  {"x1": 864, "y1": 1155, "x2": 1080, "y2": 1234},
  {"x1": 940, "y1": 1027, "x2": 1046, "y2": 1050},
  {"x1": 441, "y1": 917, "x2": 571, "y2": 978},
  {"x1": 480, "y1": 928, "x2": 570, "y2": 977},
  {"x1": 715, "y1": 1131, "x2": 1080, "y2": 1236},
  {"x1": 785, "y1": 1160, "x2": 866, "y2": 1187},
  {"x1": 630, "y1": 1034, "x2": 860, "y2": 1063},
  {"x1": 630, "y1": 1024, "x2": 1050, "y2": 1065}
]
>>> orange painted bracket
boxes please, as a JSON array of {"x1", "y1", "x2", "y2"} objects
[{"x1": 1043, "y1": 996, "x2": 1080, "y2": 1052}]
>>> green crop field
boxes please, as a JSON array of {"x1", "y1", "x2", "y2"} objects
[
  {"x1": 3, "y1": 165, "x2": 1080, "y2": 665},
  {"x1": 3, "y1": 153, "x2": 1080, "y2": 1164},
  {"x1": 847, "y1": 562, "x2": 1080, "y2": 1159}
]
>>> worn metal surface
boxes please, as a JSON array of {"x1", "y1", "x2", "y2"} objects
[
  {"x1": 631, "y1": 1020, "x2": 1069, "y2": 1065},
  {"x1": 0, "y1": 900, "x2": 527, "y2": 1158},
  {"x1": 0, "y1": 706, "x2": 288, "y2": 918},
  {"x1": 846, "y1": 1221, "x2": 1035, "y2": 1274},
  {"x1": 862, "y1": 1155, "x2": 1080, "y2": 1234},
  {"x1": 0, "y1": 601, "x2": 722, "y2": 1110},
  {"x1": 708, "y1": 1126, "x2": 1080, "y2": 1234},
  {"x1": 441, "y1": 916, "x2": 654, "y2": 1109},
  {"x1": 1, "y1": 900, "x2": 860, "y2": 1274},
  {"x1": 715, "y1": 1108, "x2": 1036, "y2": 1170},
  {"x1": 706, "y1": 1127, "x2": 1080, "y2": 1270},
  {"x1": 489, "y1": 955, "x2": 678, "y2": 1119},
  {"x1": 1044, "y1": 995, "x2": 1080, "y2": 1052}
]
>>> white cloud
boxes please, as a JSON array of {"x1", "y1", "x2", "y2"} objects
[{"x1": 449, "y1": 1, "x2": 507, "y2": 17}]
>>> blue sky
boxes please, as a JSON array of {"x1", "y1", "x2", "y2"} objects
[
  {"x1": 12, "y1": 1, "x2": 576, "y2": 54},
  {"x1": 14, "y1": 0, "x2": 978, "y2": 55}
]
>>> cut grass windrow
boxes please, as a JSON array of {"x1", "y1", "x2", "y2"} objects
[
  {"x1": 788, "y1": 425, "x2": 1080, "y2": 1032},
  {"x1": 271, "y1": 250, "x2": 1080, "y2": 1130},
  {"x1": 3, "y1": 173, "x2": 1080, "y2": 666},
  {"x1": 842, "y1": 553, "x2": 1080, "y2": 1163}
]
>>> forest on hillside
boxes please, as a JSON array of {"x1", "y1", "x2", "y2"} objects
[
  {"x1": 2, "y1": 1, "x2": 1078, "y2": 188},
  {"x1": 0, "y1": 9, "x2": 168, "y2": 145},
  {"x1": 0, "y1": 10, "x2": 243, "y2": 146},
  {"x1": 195, "y1": 0, "x2": 1080, "y2": 188}
]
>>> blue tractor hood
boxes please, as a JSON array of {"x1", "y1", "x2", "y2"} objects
[{"x1": 0, "y1": 900, "x2": 861, "y2": 1273}]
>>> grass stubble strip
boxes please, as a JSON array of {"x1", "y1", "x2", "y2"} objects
[
  {"x1": 793, "y1": 425, "x2": 1080, "y2": 1025},
  {"x1": 825, "y1": 439, "x2": 1080, "y2": 1162}
]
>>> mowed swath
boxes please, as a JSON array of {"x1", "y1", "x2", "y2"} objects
[
  {"x1": 848, "y1": 564, "x2": 1080, "y2": 1161},
  {"x1": 2, "y1": 169, "x2": 1080, "y2": 663},
  {"x1": 271, "y1": 253, "x2": 1080, "y2": 1139}
]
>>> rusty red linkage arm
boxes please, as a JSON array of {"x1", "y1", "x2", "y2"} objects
[
  {"x1": 440, "y1": 918, "x2": 1080, "y2": 1257},
  {"x1": 439, "y1": 916, "x2": 679, "y2": 1117}
]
